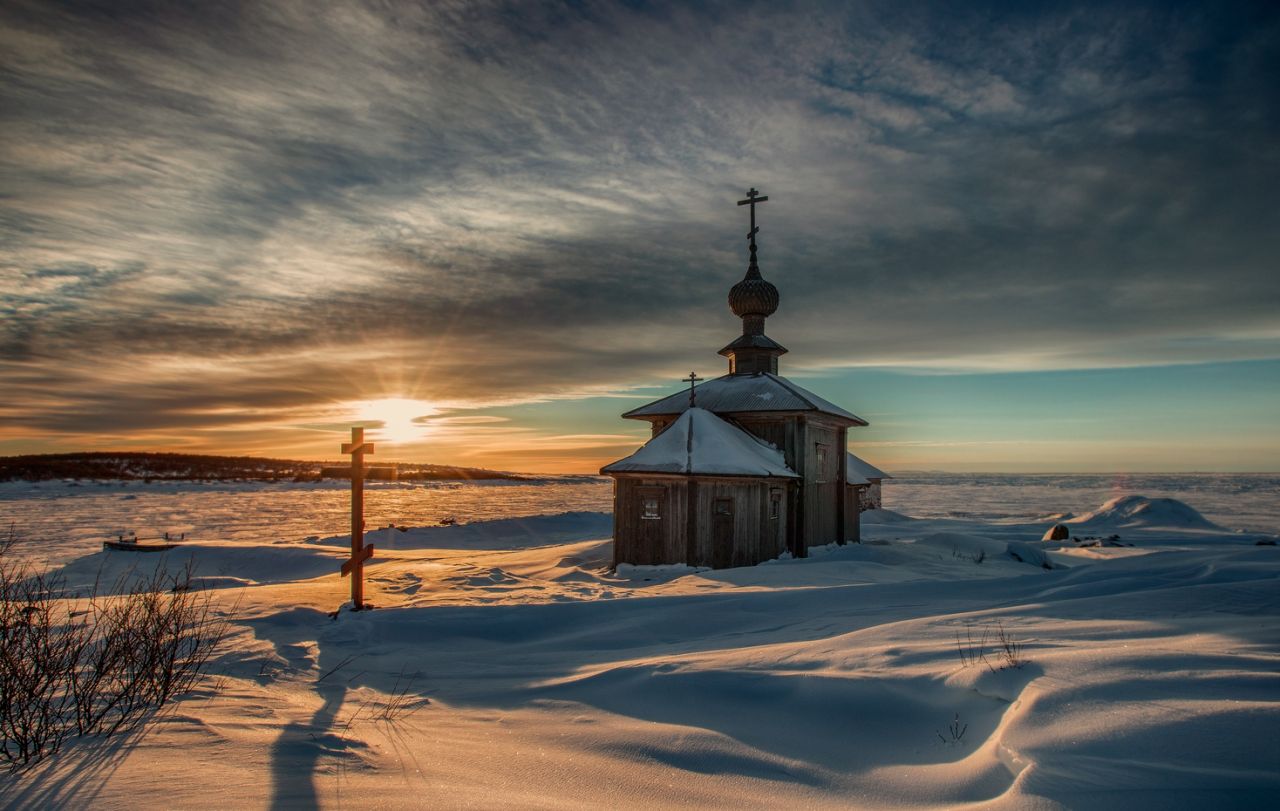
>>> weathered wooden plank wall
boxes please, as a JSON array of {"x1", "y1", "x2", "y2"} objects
[
  {"x1": 725, "y1": 413, "x2": 806, "y2": 558},
  {"x1": 804, "y1": 418, "x2": 841, "y2": 549},
  {"x1": 835, "y1": 426, "x2": 847, "y2": 543},
  {"x1": 614, "y1": 477, "x2": 688, "y2": 565},
  {"x1": 844, "y1": 485, "x2": 863, "y2": 543},
  {"x1": 614, "y1": 474, "x2": 793, "y2": 567}
]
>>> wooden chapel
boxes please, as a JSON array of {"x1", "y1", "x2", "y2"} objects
[{"x1": 602, "y1": 189, "x2": 875, "y2": 569}]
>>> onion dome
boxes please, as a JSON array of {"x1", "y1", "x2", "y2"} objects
[
  {"x1": 723, "y1": 187, "x2": 786, "y2": 375},
  {"x1": 728, "y1": 244, "x2": 779, "y2": 318}
]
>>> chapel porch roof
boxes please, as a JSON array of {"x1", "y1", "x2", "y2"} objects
[{"x1": 601, "y1": 407, "x2": 798, "y2": 478}]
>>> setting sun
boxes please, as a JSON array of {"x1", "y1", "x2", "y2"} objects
[{"x1": 353, "y1": 397, "x2": 438, "y2": 444}]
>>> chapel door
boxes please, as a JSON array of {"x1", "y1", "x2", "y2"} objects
[
  {"x1": 712, "y1": 497, "x2": 734, "y2": 569},
  {"x1": 636, "y1": 487, "x2": 665, "y2": 565},
  {"x1": 770, "y1": 488, "x2": 786, "y2": 558}
]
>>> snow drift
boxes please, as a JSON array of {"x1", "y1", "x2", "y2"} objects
[
  {"x1": 1067, "y1": 495, "x2": 1220, "y2": 530},
  {"x1": 915, "y1": 532, "x2": 1053, "y2": 569},
  {"x1": 320, "y1": 511, "x2": 613, "y2": 551},
  {"x1": 6, "y1": 491, "x2": 1279, "y2": 810},
  {"x1": 861, "y1": 508, "x2": 914, "y2": 524}
]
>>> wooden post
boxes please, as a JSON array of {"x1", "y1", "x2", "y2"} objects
[{"x1": 340, "y1": 427, "x2": 375, "y2": 609}]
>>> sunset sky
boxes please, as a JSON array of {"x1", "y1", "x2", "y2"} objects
[{"x1": 2, "y1": 1, "x2": 1277, "y2": 473}]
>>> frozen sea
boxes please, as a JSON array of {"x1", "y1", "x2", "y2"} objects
[{"x1": 1, "y1": 472, "x2": 1276, "y2": 569}]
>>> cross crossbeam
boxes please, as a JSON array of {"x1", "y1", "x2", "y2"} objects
[
  {"x1": 737, "y1": 187, "x2": 769, "y2": 243},
  {"x1": 341, "y1": 545, "x2": 374, "y2": 577}
]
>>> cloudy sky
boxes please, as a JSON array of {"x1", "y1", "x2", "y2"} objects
[{"x1": 2, "y1": 0, "x2": 1277, "y2": 472}]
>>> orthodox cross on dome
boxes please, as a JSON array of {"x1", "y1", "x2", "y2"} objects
[
  {"x1": 683, "y1": 371, "x2": 704, "y2": 407},
  {"x1": 737, "y1": 187, "x2": 769, "y2": 247},
  {"x1": 723, "y1": 186, "x2": 784, "y2": 375}
]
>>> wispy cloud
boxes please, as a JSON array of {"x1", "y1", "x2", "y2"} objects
[{"x1": 1, "y1": 0, "x2": 1277, "y2": 463}]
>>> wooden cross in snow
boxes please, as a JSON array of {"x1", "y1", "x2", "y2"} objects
[
  {"x1": 737, "y1": 187, "x2": 769, "y2": 244},
  {"x1": 683, "y1": 371, "x2": 703, "y2": 408},
  {"x1": 340, "y1": 426, "x2": 375, "y2": 609}
]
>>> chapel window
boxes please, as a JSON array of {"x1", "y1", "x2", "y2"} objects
[{"x1": 641, "y1": 497, "x2": 661, "y2": 520}]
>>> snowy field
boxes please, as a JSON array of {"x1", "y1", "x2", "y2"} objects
[
  {"x1": 2, "y1": 475, "x2": 1278, "y2": 809},
  {"x1": 3, "y1": 473, "x2": 1276, "y2": 569}
]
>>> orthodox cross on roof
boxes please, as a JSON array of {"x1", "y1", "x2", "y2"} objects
[
  {"x1": 737, "y1": 187, "x2": 769, "y2": 246},
  {"x1": 682, "y1": 371, "x2": 704, "y2": 407}
]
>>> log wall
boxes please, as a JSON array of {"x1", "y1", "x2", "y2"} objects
[
  {"x1": 612, "y1": 475, "x2": 791, "y2": 567},
  {"x1": 804, "y1": 417, "x2": 842, "y2": 549},
  {"x1": 613, "y1": 477, "x2": 688, "y2": 565},
  {"x1": 734, "y1": 414, "x2": 805, "y2": 557},
  {"x1": 844, "y1": 485, "x2": 864, "y2": 543}
]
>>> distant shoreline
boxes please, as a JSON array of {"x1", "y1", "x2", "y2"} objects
[{"x1": 0, "y1": 451, "x2": 527, "y2": 483}]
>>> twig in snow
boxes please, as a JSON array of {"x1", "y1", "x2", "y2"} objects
[
  {"x1": 316, "y1": 654, "x2": 357, "y2": 684},
  {"x1": 937, "y1": 713, "x2": 968, "y2": 745}
]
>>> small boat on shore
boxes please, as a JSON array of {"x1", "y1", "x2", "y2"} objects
[
  {"x1": 102, "y1": 531, "x2": 184, "y2": 552},
  {"x1": 103, "y1": 539, "x2": 178, "y2": 552}
]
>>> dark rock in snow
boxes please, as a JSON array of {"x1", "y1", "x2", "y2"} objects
[{"x1": 1043, "y1": 523, "x2": 1070, "y2": 541}]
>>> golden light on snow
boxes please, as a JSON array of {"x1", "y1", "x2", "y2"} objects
[{"x1": 353, "y1": 397, "x2": 439, "y2": 444}]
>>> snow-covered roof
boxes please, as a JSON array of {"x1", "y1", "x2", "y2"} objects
[
  {"x1": 622, "y1": 373, "x2": 867, "y2": 425},
  {"x1": 602, "y1": 407, "x2": 799, "y2": 478},
  {"x1": 846, "y1": 452, "x2": 891, "y2": 482}
]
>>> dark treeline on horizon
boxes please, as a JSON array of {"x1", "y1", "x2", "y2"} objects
[{"x1": 0, "y1": 452, "x2": 523, "y2": 482}]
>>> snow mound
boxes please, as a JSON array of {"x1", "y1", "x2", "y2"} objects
[
  {"x1": 916, "y1": 533, "x2": 1053, "y2": 568},
  {"x1": 1068, "y1": 495, "x2": 1219, "y2": 530},
  {"x1": 1006, "y1": 541, "x2": 1052, "y2": 568},
  {"x1": 861, "y1": 508, "x2": 913, "y2": 524},
  {"x1": 916, "y1": 532, "x2": 1006, "y2": 558},
  {"x1": 615, "y1": 562, "x2": 708, "y2": 579}
]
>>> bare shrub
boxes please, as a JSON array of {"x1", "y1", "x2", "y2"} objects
[
  {"x1": 950, "y1": 545, "x2": 987, "y2": 565},
  {"x1": 0, "y1": 542, "x2": 225, "y2": 770},
  {"x1": 954, "y1": 625, "x2": 990, "y2": 669},
  {"x1": 954, "y1": 621, "x2": 1027, "y2": 672},
  {"x1": 337, "y1": 667, "x2": 429, "y2": 738},
  {"x1": 0, "y1": 566, "x2": 84, "y2": 767},
  {"x1": 992, "y1": 622, "x2": 1026, "y2": 670}
]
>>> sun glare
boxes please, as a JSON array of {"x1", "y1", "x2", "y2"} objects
[{"x1": 353, "y1": 397, "x2": 437, "y2": 444}]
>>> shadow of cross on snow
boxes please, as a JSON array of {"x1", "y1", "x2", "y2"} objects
[
  {"x1": 268, "y1": 681, "x2": 352, "y2": 810},
  {"x1": 252, "y1": 608, "x2": 398, "y2": 810}
]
